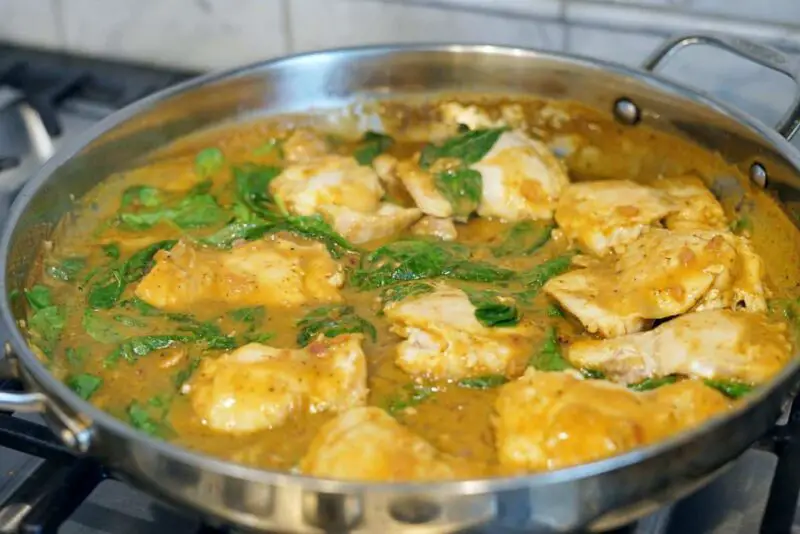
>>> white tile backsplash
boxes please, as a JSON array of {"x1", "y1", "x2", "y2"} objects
[
  {"x1": 0, "y1": 0, "x2": 62, "y2": 49},
  {"x1": 383, "y1": 0, "x2": 563, "y2": 18},
  {"x1": 289, "y1": 0, "x2": 566, "y2": 52},
  {"x1": 566, "y1": 26, "x2": 663, "y2": 66},
  {"x1": 0, "y1": 0, "x2": 798, "y2": 71},
  {"x1": 60, "y1": 0, "x2": 287, "y2": 70}
]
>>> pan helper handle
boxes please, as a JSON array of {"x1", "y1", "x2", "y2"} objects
[{"x1": 643, "y1": 33, "x2": 800, "y2": 141}]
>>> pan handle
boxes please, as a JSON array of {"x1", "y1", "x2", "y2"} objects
[{"x1": 642, "y1": 33, "x2": 800, "y2": 141}]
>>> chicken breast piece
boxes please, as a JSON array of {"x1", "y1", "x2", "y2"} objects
[
  {"x1": 282, "y1": 129, "x2": 331, "y2": 164},
  {"x1": 189, "y1": 334, "x2": 367, "y2": 433},
  {"x1": 396, "y1": 159, "x2": 454, "y2": 218},
  {"x1": 383, "y1": 285, "x2": 535, "y2": 380},
  {"x1": 411, "y1": 215, "x2": 458, "y2": 241},
  {"x1": 440, "y1": 102, "x2": 505, "y2": 130},
  {"x1": 474, "y1": 130, "x2": 570, "y2": 222},
  {"x1": 653, "y1": 175, "x2": 727, "y2": 230},
  {"x1": 555, "y1": 180, "x2": 677, "y2": 256},
  {"x1": 493, "y1": 370, "x2": 731, "y2": 471},
  {"x1": 543, "y1": 228, "x2": 766, "y2": 338},
  {"x1": 269, "y1": 155, "x2": 420, "y2": 243},
  {"x1": 300, "y1": 407, "x2": 482, "y2": 481},
  {"x1": 270, "y1": 155, "x2": 384, "y2": 216},
  {"x1": 567, "y1": 309, "x2": 792, "y2": 385},
  {"x1": 320, "y1": 203, "x2": 422, "y2": 244},
  {"x1": 135, "y1": 237, "x2": 344, "y2": 311}
]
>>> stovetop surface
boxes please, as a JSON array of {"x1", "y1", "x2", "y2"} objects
[{"x1": 1, "y1": 40, "x2": 800, "y2": 534}]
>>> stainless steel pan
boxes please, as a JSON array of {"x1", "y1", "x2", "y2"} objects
[{"x1": 1, "y1": 33, "x2": 800, "y2": 533}]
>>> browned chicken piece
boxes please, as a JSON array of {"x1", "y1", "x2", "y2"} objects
[
  {"x1": 188, "y1": 334, "x2": 367, "y2": 434},
  {"x1": 270, "y1": 155, "x2": 385, "y2": 216},
  {"x1": 397, "y1": 130, "x2": 568, "y2": 222},
  {"x1": 543, "y1": 228, "x2": 767, "y2": 338},
  {"x1": 653, "y1": 175, "x2": 727, "y2": 230},
  {"x1": 395, "y1": 159, "x2": 453, "y2": 218},
  {"x1": 319, "y1": 203, "x2": 422, "y2": 245},
  {"x1": 474, "y1": 130, "x2": 570, "y2": 222},
  {"x1": 383, "y1": 284, "x2": 535, "y2": 380},
  {"x1": 439, "y1": 102, "x2": 527, "y2": 131},
  {"x1": 300, "y1": 407, "x2": 483, "y2": 481},
  {"x1": 555, "y1": 180, "x2": 678, "y2": 256},
  {"x1": 411, "y1": 215, "x2": 458, "y2": 241},
  {"x1": 440, "y1": 102, "x2": 505, "y2": 130},
  {"x1": 372, "y1": 153, "x2": 400, "y2": 188},
  {"x1": 282, "y1": 129, "x2": 331, "y2": 163},
  {"x1": 493, "y1": 370, "x2": 731, "y2": 471},
  {"x1": 270, "y1": 155, "x2": 420, "y2": 243},
  {"x1": 566, "y1": 309, "x2": 791, "y2": 385},
  {"x1": 135, "y1": 237, "x2": 344, "y2": 312}
]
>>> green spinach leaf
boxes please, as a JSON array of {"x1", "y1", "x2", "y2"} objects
[
  {"x1": 492, "y1": 222, "x2": 554, "y2": 257},
  {"x1": 419, "y1": 128, "x2": 505, "y2": 169},
  {"x1": 351, "y1": 239, "x2": 514, "y2": 290},
  {"x1": 296, "y1": 305, "x2": 376, "y2": 347},
  {"x1": 228, "y1": 306, "x2": 266, "y2": 324},
  {"x1": 704, "y1": 379, "x2": 753, "y2": 399},
  {"x1": 105, "y1": 334, "x2": 191, "y2": 367},
  {"x1": 234, "y1": 164, "x2": 282, "y2": 217},
  {"x1": 24, "y1": 285, "x2": 64, "y2": 356},
  {"x1": 379, "y1": 281, "x2": 435, "y2": 308},
  {"x1": 127, "y1": 399, "x2": 172, "y2": 437},
  {"x1": 46, "y1": 257, "x2": 86, "y2": 282},
  {"x1": 121, "y1": 185, "x2": 162, "y2": 208},
  {"x1": 581, "y1": 368, "x2": 606, "y2": 380},
  {"x1": 354, "y1": 131, "x2": 393, "y2": 166},
  {"x1": 88, "y1": 240, "x2": 177, "y2": 309},
  {"x1": 82, "y1": 310, "x2": 124, "y2": 344},
  {"x1": 517, "y1": 253, "x2": 575, "y2": 302},
  {"x1": 102, "y1": 243, "x2": 120, "y2": 259},
  {"x1": 195, "y1": 147, "x2": 224, "y2": 177},
  {"x1": 170, "y1": 193, "x2": 228, "y2": 229},
  {"x1": 730, "y1": 215, "x2": 753, "y2": 235},
  {"x1": 529, "y1": 327, "x2": 569, "y2": 371},
  {"x1": 65, "y1": 347, "x2": 86, "y2": 367},
  {"x1": 465, "y1": 289, "x2": 520, "y2": 327},
  {"x1": 173, "y1": 356, "x2": 202, "y2": 388},
  {"x1": 628, "y1": 375, "x2": 679, "y2": 392},
  {"x1": 253, "y1": 138, "x2": 284, "y2": 157},
  {"x1": 25, "y1": 285, "x2": 54, "y2": 310},
  {"x1": 385, "y1": 383, "x2": 436, "y2": 415},
  {"x1": 434, "y1": 168, "x2": 482, "y2": 218},
  {"x1": 67, "y1": 373, "x2": 103, "y2": 400},
  {"x1": 457, "y1": 375, "x2": 508, "y2": 389},
  {"x1": 118, "y1": 189, "x2": 226, "y2": 231}
]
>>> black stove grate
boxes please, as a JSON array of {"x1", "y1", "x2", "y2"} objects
[{"x1": 0, "y1": 402, "x2": 221, "y2": 534}]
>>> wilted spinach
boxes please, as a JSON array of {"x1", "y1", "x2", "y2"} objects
[{"x1": 296, "y1": 305, "x2": 376, "y2": 347}]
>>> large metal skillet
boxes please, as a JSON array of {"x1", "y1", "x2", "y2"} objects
[{"x1": 1, "y1": 33, "x2": 800, "y2": 533}]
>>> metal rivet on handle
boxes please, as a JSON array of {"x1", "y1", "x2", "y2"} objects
[
  {"x1": 613, "y1": 98, "x2": 641, "y2": 126},
  {"x1": 749, "y1": 162, "x2": 768, "y2": 188},
  {"x1": 389, "y1": 497, "x2": 441, "y2": 524}
]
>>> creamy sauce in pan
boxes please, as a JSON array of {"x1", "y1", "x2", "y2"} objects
[{"x1": 20, "y1": 96, "x2": 800, "y2": 480}]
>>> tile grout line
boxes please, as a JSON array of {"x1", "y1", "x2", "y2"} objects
[
  {"x1": 281, "y1": 0, "x2": 295, "y2": 54},
  {"x1": 347, "y1": 0, "x2": 800, "y2": 41}
]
